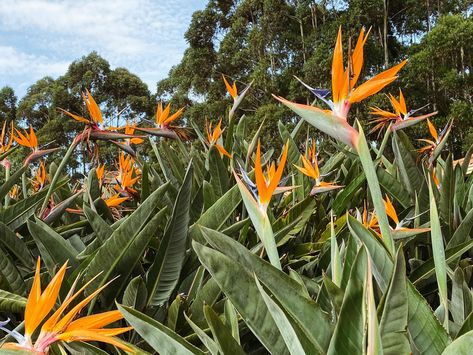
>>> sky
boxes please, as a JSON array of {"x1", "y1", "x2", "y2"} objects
[{"x1": 0, "y1": 0, "x2": 206, "y2": 99}]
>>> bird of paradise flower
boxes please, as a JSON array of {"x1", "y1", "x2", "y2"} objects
[{"x1": 0, "y1": 258, "x2": 132, "y2": 354}]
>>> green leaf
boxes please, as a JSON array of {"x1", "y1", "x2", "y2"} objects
[
  {"x1": 410, "y1": 240, "x2": 473, "y2": 284},
  {"x1": 0, "y1": 165, "x2": 28, "y2": 202},
  {"x1": 235, "y1": 173, "x2": 281, "y2": 269},
  {"x1": 392, "y1": 132, "x2": 428, "y2": 206},
  {"x1": 447, "y1": 208, "x2": 473, "y2": 248},
  {"x1": 203, "y1": 305, "x2": 246, "y2": 355},
  {"x1": 192, "y1": 241, "x2": 290, "y2": 354},
  {"x1": 0, "y1": 289, "x2": 27, "y2": 313},
  {"x1": 122, "y1": 276, "x2": 148, "y2": 312},
  {"x1": 347, "y1": 215, "x2": 393, "y2": 292},
  {"x1": 332, "y1": 172, "x2": 365, "y2": 215},
  {"x1": 327, "y1": 247, "x2": 367, "y2": 355},
  {"x1": 366, "y1": 258, "x2": 383, "y2": 355},
  {"x1": 118, "y1": 304, "x2": 205, "y2": 355},
  {"x1": 356, "y1": 122, "x2": 394, "y2": 254},
  {"x1": 254, "y1": 276, "x2": 310, "y2": 355},
  {"x1": 348, "y1": 217, "x2": 450, "y2": 354},
  {"x1": 379, "y1": 247, "x2": 410, "y2": 355},
  {"x1": 197, "y1": 226, "x2": 332, "y2": 352},
  {"x1": 429, "y1": 179, "x2": 449, "y2": 331},
  {"x1": 441, "y1": 329, "x2": 473, "y2": 354},
  {"x1": 84, "y1": 182, "x2": 169, "y2": 298},
  {"x1": 209, "y1": 146, "x2": 229, "y2": 198},
  {"x1": 189, "y1": 183, "x2": 241, "y2": 242},
  {"x1": 146, "y1": 163, "x2": 192, "y2": 306},
  {"x1": 377, "y1": 167, "x2": 411, "y2": 208},
  {"x1": 407, "y1": 281, "x2": 450, "y2": 354},
  {"x1": 184, "y1": 313, "x2": 219, "y2": 355},
  {"x1": 0, "y1": 246, "x2": 26, "y2": 295},
  {"x1": 27, "y1": 218, "x2": 79, "y2": 275},
  {"x1": 0, "y1": 222, "x2": 34, "y2": 268}
]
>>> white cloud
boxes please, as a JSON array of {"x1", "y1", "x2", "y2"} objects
[
  {"x1": 0, "y1": 0, "x2": 204, "y2": 97},
  {"x1": 0, "y1": 45, "x2": 69, "y2": 76}
]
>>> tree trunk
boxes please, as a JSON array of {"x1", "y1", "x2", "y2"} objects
[{"x1": 383, "y1": 0, "x2": 389, "y2": 67}]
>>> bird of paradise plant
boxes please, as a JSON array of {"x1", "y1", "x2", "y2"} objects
[
  {"x1": 234, "y1": 141, "x2": 289, "y2": 269},
  {"x1": 295, "y1": 141, "x2": 343, "y2": 195},
  {"x1": 0, "y1": 258, "x2": 132, "y2": 354},
  {"x1": 206, "y1": 119, "x2": 232, "y2": 158},
  {"x1": 418, "y1": 118, "x2": 453, "y2": 165},
  {"x1": 114, "y1": 153, "x2": 140, "y2": 199},
  {"x1": 273, "y1": 27, "x2": 405, "y2": 253},
  {"x1": 43, "y1": 90, "x2": 140, "y2": 215},
  {"x1": 60, "y1": 90, "x2": 135, "y2": 144},
  {"x1": 13, "y1": 125, "x2": 59, "y2": 165},
  {"x1": 361, "y1": 205, "x2": 380, "y2": 235},
  {"x1": 32, "y1": 161, "x2": 47, "y2": 192},
  {"x1": 370, "y1": 89, "x2": 437, "y2": 135},
  {"x1": 275, "y1": 27, "x2": 406, "y2": 150},
  {"x1": 384, "y1": 195, "x2": 430, "y2": 237},
  {"x1": 0, "y1": 120, "x2": 14, "y2": 166},
  {"x1": 134, "y1": 101, "x2": 192, "y2": 141},
  {"x1": 1, "y1": 121, "x2": 15, "y2": 206},
  {"x1": 222, "y1": 75, "x2": 253, "y2": 120},
  {"x1": 110, "y1": 121, "x2": 144, "y2": 156}
]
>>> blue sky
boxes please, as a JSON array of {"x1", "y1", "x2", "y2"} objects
[{"x1": 0, "y1": 0, "x2": 206, "y2": 99}]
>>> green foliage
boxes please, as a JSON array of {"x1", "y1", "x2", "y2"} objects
[{"x1": 0, "y1": 1, "x2": 473, "y2": 354}]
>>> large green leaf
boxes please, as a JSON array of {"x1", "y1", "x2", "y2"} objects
[
  {"x1": 203, "y1": 304, "x2": 246, "y2": 355},
  {"x1": 377, "y1": 167, "x2": 411, "y2": 208},
  {"x1": 379, "y1": 247, "x2": 410, "y2": 355},
  {"x1": 0, "y1": 222, "x2": 34, "y2": 268},
  {"x1": 146, "y1": 163, "x2": 193, "y2": 306},
  {"x1": 27, "y1": 217, "x2": 79, "y2": 275},
  {"x1": 409, "y1": 240, "x2": 473, "y2": 284},
  {"x1": 0, "y1": 246, "x2": 26, "y2": 295},
  {"x1": 184, "y1": 313, "x2": 219, "y2": 355},
  {"x1": 254, "y1": 277, "x2": 311, "y2": 355},
  {"x1": 208, "y1": 146, "x2": 229, "y2": 198},
  {"x1": 0, "y1": 289, "x2": 27, "y2": 313},
  {"x1": 192, "y1": 240, "x2": 290, "y2": 354},
  {"x1": 347, "y1": 215, "x2": 393, "y2": 292},
  {"x1": 332, "y1": 172, "x2": 365, "y2": 215},
  {"x1": 327, "y1": 247, "x2": 367, "y2": 355},
  {"x1": 429, "y1": 180, "x2": 449, "y2": 330},
  {"x1": 189, "y1": 183, "x2": 241, "y2": 242},
  {"x1": 197, "y1": 226, "x2": 333, "y2": 352},
  {"x1": 118, "y1": 304, "x2": 205, "y2": 355},
  {"x1": 84, "y1": 182, "x2": 169, "y2": 298},
  {"x1": 348, "y1": 216, "x2": 450, "y2": 353},
  {"x1": 441, "y1": 330, "x2": 473, "y2": 354}
]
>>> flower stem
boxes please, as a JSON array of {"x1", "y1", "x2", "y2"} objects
[
  {"x1": 4, "y1": 164, "x2": 10, "y2": 207},
  {"x1": 39, "y1": 139, "x2": 79, "y2": 216},
  {"x1": 356, "y1": 121, "x2": 394, "y2": 255}
]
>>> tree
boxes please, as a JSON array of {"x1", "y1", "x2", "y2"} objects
[{"x1": 0, "y1": 86, "x2": 17, "y2": 122}]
